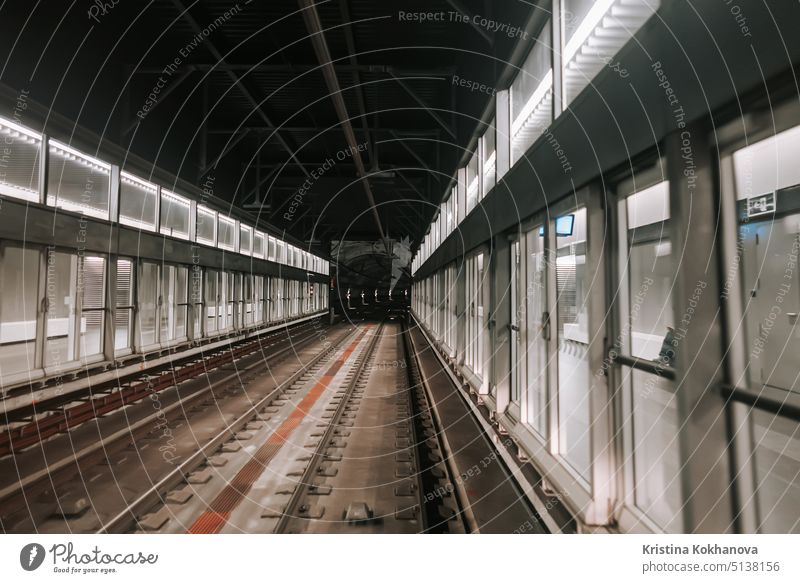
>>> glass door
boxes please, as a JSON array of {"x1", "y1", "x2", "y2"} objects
[
  {"x1": 723, "y1": 119, "x2": 800, "y2": 533},
  {"x1": 554, "y1": 207, "x2": 592, "y2": 481},
  {"x1": 510, "y1": 237, "x2": 523, "y2": 408},
  {"x1": 523, "y1": 224, "x2": 549, "y2": 436}
]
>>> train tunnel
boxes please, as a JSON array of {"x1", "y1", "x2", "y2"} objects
[{"x1": 0, "y1": 0, "x2": 798, "y2": 579}]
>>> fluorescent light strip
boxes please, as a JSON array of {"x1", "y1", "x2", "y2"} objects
[
  {"x1": 511, "y1": 69, "x2": 553, "y2": 136},
  {"x1": 563, "y1": 0, "x2": 616, "y2": 64},
  {"x1": 197, "y1": 205, "x2": 216, "y2": 219},
  {"x1": 484, "y1": 151, "x2": 497, "y2": 173},
  {"x1": 0, "y1": 116, "x2": 42, "y2": 141},
  {"x1": 49, "y1": 140, "x2": 111, "y2": 171},
  {"x1": 4, "y1": 116, "x2": 332, "y2": 273},
  {"x1": 121, "y1": 172, "x2": 157, "y2": 193},
  {"x1": 161, "y1": 189, "x2": 190, "y2": 207}
]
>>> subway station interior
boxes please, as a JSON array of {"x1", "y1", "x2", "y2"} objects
[{"x1": 0, "y1": 0, "x2": 798, "y2": 535}]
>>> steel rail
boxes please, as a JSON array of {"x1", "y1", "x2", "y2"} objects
[
  {"x1": 98, "y1": 325, "x2": 361, "y2": 533},
  {"x1": 273, "y1": 321, "x2": 385, "y2": 533}
]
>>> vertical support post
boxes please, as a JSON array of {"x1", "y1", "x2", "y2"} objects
[
  {"x1": 456, "y1": 167, "x2": 467, "y2": 224},
  {"x1": 493, "y1": 234, "x2": 512, "y2": 414},
  {"x1": 39, "y1": 134, "x2": 48, "y2": 205},
  {"x1": 189, "y1": 200, "x2": 197, "y2": 243},
  {"x1": 551, "y1": 0, "x2": 564, "y2": 119},
  {"x1": 667, "y1": 121, "x2": 733, "y2": 533},
  {"x1": 34, "y1": 246, "x2": 48, "y2": 371},
  {"x1": 154, "y1": 186, "x2": 162, "y2": 234},
  {"x1": 545, "y1": 218, "x2": 559, "y2": 457},
  {"x1": 456, "y1": 257, "x2": 467, "y2": 369},
  {"x1": 109, "y1": 165, "x2": 120, "y2": 223},
  {"x1": 585, "y1": 181, "x2": 611, "y2": 525},
  {"x1": 496, "y1": 89, "x2": 511, "y2": 179},
  {"x1": 133, "y1": 261, "x2": 141, "y2": 355},
  {"x1": 104, "y1": 257, "x2": 117, "y2": 363}
]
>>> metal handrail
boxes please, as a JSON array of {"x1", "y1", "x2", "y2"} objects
[
  {"x1": 721, "y1": 385, "x2": 800, "y2": 422},
  {"x1": 609, "y1": 352, "x2": 677, "y2": 380}
]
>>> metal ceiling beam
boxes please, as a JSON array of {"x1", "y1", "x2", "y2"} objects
[
  {"x1": 385, "y1": 132, "x2": 441, "y2": 182},
  {"x1": 298, "y1": 0, "x2": 390, "y2": 255},
  {"x1": 396, "y1": 171, "x2": 430, "y2": 205},
  {"x1": 170, "y1": 0, "x2": 310, "y2": 178},
  {"x1": 339, "y1": 0, "x2": 374, "y2": 164},
  {"x1": 389, "y1": 72, "x2": 458, "y2": 140},
  {"x1": 123, "y1": 68, "x2": 194, "y2": 135},
  {"x1": 132, "y1": 64, "x2": 456, "y2": 75},
  {"x1": 445, "y1": 0, "x2": 494, "y2": 45},
  {"x1": 199, "y1": 127, "x2": 251, "y2": 175},
  {"x1": 206, "y1": 127, "x2": 441, "y2": 135}
]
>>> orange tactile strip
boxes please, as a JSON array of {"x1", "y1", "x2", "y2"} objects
[{"x1": 186, "y1": 326, "x2": 371, "y2": 534}]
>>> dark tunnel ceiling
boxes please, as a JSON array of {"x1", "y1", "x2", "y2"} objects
[{"x1": 0, "y1": 0, "x2": 535, "y2": 252}]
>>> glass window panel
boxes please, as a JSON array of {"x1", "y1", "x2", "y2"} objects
[
  {"x1": 733, "y1": 128, "x2": 800, "y2": 395},
  {"x1": 0, "y1": 117, "x2": 41, "y2": 202},
  {"x1": 160, "y1": 265, "x2": 174, "y2": 342},
  {"x1": 223, "y1": 273, "x2": 235, "y2": 329},
  {"x1": 243, "y1": 275, "x2": 253, "y2": 325},
  {"x1": 218, "y1": 216, "x2": 236, "y2": 251},
  {"x1": 138, "y1": 262, "x2": 159, "y2": 347},
  {"x1": 47, "y1": 141, "x2": 110, "y2": 219},
  {"x1": 562, "y1": 0, "x2": 658, "y2": 107},
  {"x1": 159, "y1": 190, "x2": 190, "y2": 239},
  {"x1": 218, "y1": 272, "x2": 228, "y2": 330},
  {"x1": 79, "y1": 256, "x2": 105, "y2": 359},
  {"x1": 115, "y1": 259, "x2": 133, "y2": 308},
  {"x1": 267, "y1": 236, "x2": 276, "y2": 261},
  {"x1": 115, "y1": 258, "x2": 134, "y2": 351},
  {"x1": 0, "y1": 246, "x2": 39, "y2": 377},
  {"x1": 205, "y1": 270, "x2": 218, "y2": 333},
  {"x1": 616, "y1": 178, "x2": 680, "y2": 529},
  {"x1": 175, "y1": 267, "x2": 188, "y2": 339},
  {"x1": 234, "y1": 273, "x2": 243, "y2": 328},
  {"x1": 240, "y1": 225, "x2": 252, "y2": 255},
  {"x1": 482, "y1": 121, "x2": 496, "y2": 194},
  {"x1": 466, "y1": 153, "x2": 480, "y2": 211},
  {"x1": 625, "y1": 366, "x2": 681, "y2": 531},
  {"x1": 196, "y1": 205, "x2": 216, "y2": 245},
  {"x1": 45, "y1": 251, "x2": 78, "y2": 366},
  {"x1": 254, "y1": 232, "x2": 265, "y2": 259},
  {"x1": 80, "y1": 256, "x2": 105, "y2": 310},
  {"x1": 555, "y1": 207, "x2": 591, "y2": 480},
  {"x1": 732, "y1": 124, "x2": 800, "y2": 200},
  {"x1": 524, "y1": 228, "x2": 548, "y2": 436},
  {"x1": 511, "y1": 21, "x2": 553, "y2": 162},
  {"x1": 191, "y1": 265, "x2": 203, "y2": 338},
  {"x1": 750, "y1": 410, "x2": 800, "y2": 533},
  {"x1": 255, "y1": 276, "x2": 265, "y2": 323},
  {"x1": 119, "y1": 172, "x2": 157, "y2": 230},
  {"x1": 623, "y1": 181, "x2": 673, "y2": 360},
  {"x1": 113, "y1": 309, "x2": 131, "y2": 352}
]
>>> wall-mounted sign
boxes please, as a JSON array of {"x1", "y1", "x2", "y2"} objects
[{"x1": 747, "y1": 192, "x2": 776, "y2": 217}]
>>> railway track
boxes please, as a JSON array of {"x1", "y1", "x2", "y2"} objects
[
  {"x1": 3, "y1": 316, "x2": 540, "y2": 534},
  {"x1": 121, "y1": 319, "x2": 467, "y2": 534},
  {"x1": 0, "y1": 317, "x2": 328, "y2": 454},
  {"x1": 0, "y1": 318, "x2": 349, "y2": 533}
]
